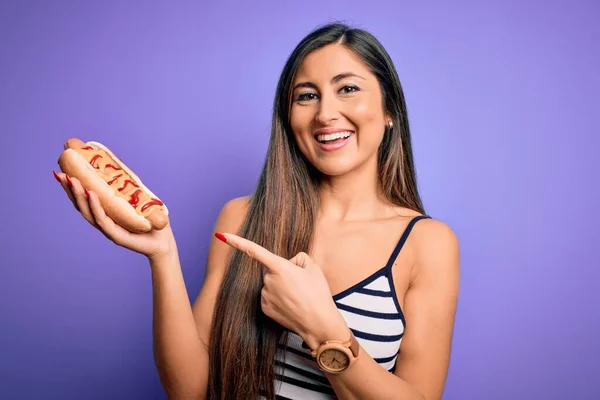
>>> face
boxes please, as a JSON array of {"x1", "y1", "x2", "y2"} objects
[{"x1": 289, "y1": 44, "x2": 390, "y2": 177}]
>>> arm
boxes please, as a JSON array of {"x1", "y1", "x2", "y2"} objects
[
  {"x1": 151, "y1": 196, "x2": 250, "y2": 399},
  {"x1": 319, "y1": 219, "x2": 460, "y2": 400}
]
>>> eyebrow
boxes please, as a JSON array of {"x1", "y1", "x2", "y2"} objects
[{"x1": 292, "y1": 72, "x2": 366, "y2": 91}]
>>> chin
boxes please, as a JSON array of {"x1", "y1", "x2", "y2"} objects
[{"x1": 311, "y1": 159, "x2": 359, "y2": 177}]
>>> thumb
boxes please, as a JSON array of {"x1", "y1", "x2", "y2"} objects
[{"x1": 289, "y1": 252, "x2": 313, "y2": 269}]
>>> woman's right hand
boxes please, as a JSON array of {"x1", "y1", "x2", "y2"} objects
[{"x1": 53, "y1": 170, "x2": 176, "y2": 261}]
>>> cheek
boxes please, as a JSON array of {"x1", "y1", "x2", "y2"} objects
[
  {"x1": 290, "y1": 107, "x2": 316, "y2": 144},
  {"x1": 289, "y1": 107, "x2": 302, "y2": 133},
  {"x1": 289, "y1": 115, "x2": 302, "y2": 138},
  {"x1": 350, "y1": 101, "x2": 371, "y2": 118},
  {"x1": 346, "y1": 95, "x2": 383, "y2": 126},
  {"x1": 345, "y1": 99, "x2": 384, "y2": 143}
]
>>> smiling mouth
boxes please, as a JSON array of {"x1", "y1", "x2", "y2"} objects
[{"x1": 315, "y1": 130, "x2": 354, "y2": 144}]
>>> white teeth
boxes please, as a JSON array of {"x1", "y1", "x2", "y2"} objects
[{"x1": 317, "y1": 131, "x2": 353, "y2": 142}]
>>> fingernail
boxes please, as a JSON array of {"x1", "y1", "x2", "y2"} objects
[
  {"x1": 85, "y1": 189, "x2": 90, "y2": 199},
  {"x1": 53, "y1": 170, "x2": 61, "y2": 182},
  {"x1": 215, "y1": 233, "x2": 227, "y2": 243},
  {"x1": 66, "y1": 175, "x2": 72, "y2": 187}
]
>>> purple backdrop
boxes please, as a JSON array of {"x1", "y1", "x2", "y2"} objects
[{"x1": 1, "y1": 0, "x2": 598, "y2": 399}]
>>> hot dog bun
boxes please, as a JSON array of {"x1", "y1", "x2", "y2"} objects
[{"x1": 57, "y1": 138, "x2": 169, "y2": 233}]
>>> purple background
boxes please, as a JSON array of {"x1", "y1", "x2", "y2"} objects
[{"x1": 1, "y1": 0, "x2": 598, "y2": 399}]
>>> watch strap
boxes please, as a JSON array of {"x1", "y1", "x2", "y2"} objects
[{"x1": 346, "y1": 331, "x2": 360, "y2": 358}]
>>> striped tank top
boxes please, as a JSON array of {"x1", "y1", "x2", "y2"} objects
[{"x1": 265, "y1": 215, "x2": 430, "y2": 399}]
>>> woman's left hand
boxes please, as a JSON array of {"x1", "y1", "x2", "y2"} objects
[{"x1": 215, "y1": 232, "x2": 351, "y2": 350}]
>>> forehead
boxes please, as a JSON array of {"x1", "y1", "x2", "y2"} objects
[{"x1": 293, "y1": 44, "x2": 373, "y2": 83}]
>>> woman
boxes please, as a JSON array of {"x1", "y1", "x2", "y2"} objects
[{"x1": 54, "y1": 22, "x2": 460, "y2": 400}]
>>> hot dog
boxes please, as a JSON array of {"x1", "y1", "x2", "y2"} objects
[{"x1": 57, "y1": 138, "x2": 169, "y2": 233}]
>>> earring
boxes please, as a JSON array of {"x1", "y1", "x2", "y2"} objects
[{"x1": 387, "y1": 121, "x2": 393, "y2": 129}]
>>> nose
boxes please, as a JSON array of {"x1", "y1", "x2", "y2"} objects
[{"x1": 315, "y1": 92, "x2": 339, "y2": 126}]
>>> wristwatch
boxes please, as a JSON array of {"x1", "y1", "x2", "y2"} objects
[{"x1": 310, "y1": 332, "x2": 360, "y2": 374}]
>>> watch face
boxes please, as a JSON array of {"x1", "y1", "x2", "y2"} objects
[{"x1": 319, "y1": 348, "x2": 350, "y2": 372}]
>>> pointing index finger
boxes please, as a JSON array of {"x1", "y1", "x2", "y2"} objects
[{"x1": 215, "y1": 232, "x2": 283, "y2": 273}]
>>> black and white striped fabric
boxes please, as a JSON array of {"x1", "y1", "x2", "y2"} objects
[{"x1": 261, "y1": 215, "x2": 430, "y2": 399}]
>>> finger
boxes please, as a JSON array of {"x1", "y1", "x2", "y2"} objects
[
  {"x1": 68, "y1": 176, "x2": 97, "y2": 227},
  {"x1": 53, "y1": 171, "x2": 79, "y2": 211},
  {"x1": 263, "y1": 271, "x2": 273, "y2": 287},
  {"x1": 87, "y1": 190, "x2": 130, "y2": 246},
  {"x1": 260, "y1": 287, "x2": 271, "y2": 316},
  {"x1": 289, "y1": 251, "x2": 312, "y2": 268},
  {"x1": 215, "y1": 232, "x2": 284, "y2": 273}
]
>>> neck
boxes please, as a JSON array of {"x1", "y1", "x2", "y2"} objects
[{"x1": 318, "y1": 157, "x2": 390, "y2": 222}]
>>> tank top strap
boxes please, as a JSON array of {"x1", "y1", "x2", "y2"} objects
[{"x1": 384, "y1": 215, "x2": 431, "y2": 270}]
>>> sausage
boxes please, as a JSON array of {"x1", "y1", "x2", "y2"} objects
[{"x1": 57, "y1": 137, "x2": 170, "y2": 233}]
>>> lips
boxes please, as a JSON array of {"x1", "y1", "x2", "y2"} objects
[
  {"x1": 313, "y1": 128, "x2": 355, "y2": 141},
  {"x1": 312, "y1": 128, "x2": 355, "y2": 152}
]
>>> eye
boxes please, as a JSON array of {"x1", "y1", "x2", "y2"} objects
[
  {"x1": 296, "y1": 92, "x2": 319, "y2": 102},
  {"x1": 339, "y1": 84, "x2": 360, "y2": 94}
]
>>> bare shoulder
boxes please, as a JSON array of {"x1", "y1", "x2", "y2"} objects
[
  {"x1": 215, "y1": 195, "x2": 252, "y2": 230},
  {"x1": 390, "y1": 206, "x2": 460, "y2": 267},
  {"x1": 219, "y1": 195, "x2": 252, "y2": 221},
  {"x1": 206, "y1": 195, "x2": 252, "y2": 274},
  {"x1": 411, "y1": 217, "x2": 460, "y2": 274}
]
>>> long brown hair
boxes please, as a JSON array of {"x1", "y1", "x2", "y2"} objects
[{"x1": 208, "y1": 22, "x2": 425, "y2": 399}]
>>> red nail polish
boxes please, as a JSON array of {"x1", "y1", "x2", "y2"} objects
[
  {"x1": 66, "y1": 175, "x2": 72, "y2": 187},
  {"x1": 215, "y1": 233, "x2": 227, "y2": 243},
  {"x1": 85, "y1": 189, "x2": 90, "y2": 199},
  {"x1": 53, "y1": 170, "x2": 61, "y2": 182}
]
